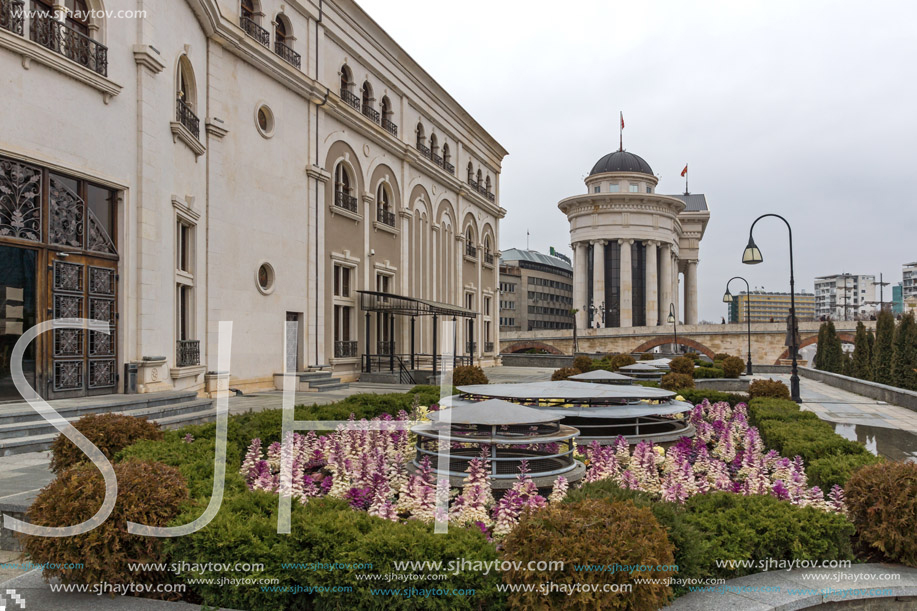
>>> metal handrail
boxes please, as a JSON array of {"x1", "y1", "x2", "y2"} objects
[
  {"x1": 176, "y1": 98, "x2": 200, "y2": 137},
  {"x1": 340, "y1": 88, "x2": 361, "y2": 110},
  {"x1": 29, "y1": 14, "x2": 107, "y2": 76},
  {"x1": 241, "y1": 15, "x2": 270, "y2": 47},
  {"x1": 377, "y1": 206, "x2": 395, "y2": 227},
  {"x1": 334, "y1": 190, "x2": 358, "y2": 213},
  {"x1": 1, "y1": 0, "x2": 24, "y2": 35},
  {"x1": 274, "y1": 39, "x2": 301, "y2": 68},
  {"x1": 382, "y1": 117, "x2": 398, "y2": 137},
  {"x1": 362, "y1": 104, "x2": 380, "y2": 123}
]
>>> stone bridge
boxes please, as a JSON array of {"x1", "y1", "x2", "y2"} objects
[{"x1": 500, "y1": 321, "x2": 869, "y2": 365}]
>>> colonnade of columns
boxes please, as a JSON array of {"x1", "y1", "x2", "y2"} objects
[{"x1": 572, "y1": 240, "x2": 698, "y2": 329}]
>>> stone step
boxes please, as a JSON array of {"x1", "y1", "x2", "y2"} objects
[
  {"x1": 307, "y1": 377, "x2": 343, "y2": 388},
  {"x1": 307, "y1": 383, "x2": 349, "y2": 392},
  {"x1": 0, "y1": 399, "x2": 216, "y2": 456},
  {"x1": 0, "y1": 390, "x2": 200, "y2": 427}
]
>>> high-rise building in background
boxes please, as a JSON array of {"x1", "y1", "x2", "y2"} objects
[
  {"x1": 727, "y1": 291, "x2": 816, "y2": 323},
  {"x1": 499, "y1": 249, "x2": 574, "y2": 332},
  {"x1": 814, "y1": 274, "x2": 876, "y2": 320}
]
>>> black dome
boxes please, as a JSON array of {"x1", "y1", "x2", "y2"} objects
[{"x1": 589, "y1": 151, "x2": 654, "y2": 176}]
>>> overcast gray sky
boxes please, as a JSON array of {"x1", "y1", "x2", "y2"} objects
[{"x1": 359, "y1": 0, "x2": 917, "y2": 321}]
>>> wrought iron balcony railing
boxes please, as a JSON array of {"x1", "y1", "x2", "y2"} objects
[
  {"x1": 431, "y1": 152, "x2": 443, "y2": 167},
  {"x1": 340, "y1": 88, "x2": 361, "y2": 110},
  {"x1": 335, "y1": 340, "x2": 358, "y2": 358},
  {"x1": 177, "y1": 340, "x2": 201, "y2": 367},
  {"x1": 487, "y1": 191, "x2": 496, "y2": 202},
  {"x1": 416, "y1": 142, "x2": 431, "y2": 159},
  {"x1": 485, "y1": 342, "x2": 494, "y2": 353},
  {"x1": 444, "y1": 161, "x2": 455, "y2": 174},
  {"x1": 468, "y1": 179, "x2": 480, "y2": 191},
  {"x1": 484, "y1": 252, "x2": 494, "y2": 266},
  {"x1": 176, "y1": 98, "x2": 200, "y2": 138},
  {"x1": 466, "y1": 243, "x2": 477, "y2": 258},
  {"x1": 382, "y1": 117, "x2": 398, "y2": 137},
  {"x1": 1, "y1": 0, "x2": 24, "y2": 35},
  {"x1": 241, "y1": 15, "x2": 270, "y2": 47},
  {"x1": 362, "y1": 104, "x2": 380, "y2": 123},
  {"x1": 29, "y1": 14, "x2": 107, "y2": 76},
  {"x1": 176, "y1": 100, "x2": 201, "y2": 138},
  {"x1": 466, "y1": 341, "x2": 476, "y2": 354},
  {"x1": 377, "y1": 340, "x2": 395, "y2": 356},
  {"x1": 335, "y1": 189, "x2": 358, "y2": 213},
  {"x1": 377, "y1": 206, "x2": 395, "y2": 227},
  {"x1": 274, "y1": 40, "x2": 301, "y2": 69}
]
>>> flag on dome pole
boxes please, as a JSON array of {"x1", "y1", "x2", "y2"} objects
[{"x1": 681, "y1": 164, "x2": 689, "y2": 194}]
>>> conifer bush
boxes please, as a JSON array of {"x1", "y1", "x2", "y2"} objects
[
  {"x1": 721, "y1": 356, "x2": 745, "y2": 378},
  {"x1": 668, "y1": 356, "x2": 695, "y2": 375},
  {"x1": 748, "y1": 378, "x2": 791, "y2": 400},
  {"x1": 552, "y1": 367, "x2": 579, "y2": 381},
  {"x1": 501, "y1": 499, "x2": 675, "y2": 610},
  {"x1": 845, "y1": 461, "x2": 917, "y2": 566},
  {"x1": 452, "y1": 365, "x2": 489, "y2": 386},
  {"x1": 50, "y1": 413, "x2": 163, "y2": 474},
  {"x1": 572, "y1": 355, "x2": 594, "y2": 373},
  {"x1": 661, "y1": 372, "x2": 694, "y2": 391}
]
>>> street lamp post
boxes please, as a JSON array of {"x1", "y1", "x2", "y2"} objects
[
  {"x1": 723, "y1": 277, "x2": 754, "y2": 375},
  {"x1": 742, "y1": 214, "x2": 801, "y2": 402},
  {"x1": 666, "y1": 303, "x2": 678, "y2": 354}
]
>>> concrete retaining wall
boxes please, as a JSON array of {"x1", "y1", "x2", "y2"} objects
[
  {"x1": 694, "y1": 379, "x2": 750, "y2": 392},
  {"x1": 799, "y1": 367, "x2": 917, "y2": 413},
  {"x1": 499, "y1": 354, "x2": 573, "y2": 368}
]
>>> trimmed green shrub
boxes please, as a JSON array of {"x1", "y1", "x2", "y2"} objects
[
  {"x1": 682, "y1": 492, "x2": 854, "y2": 579},
  {"x1": 607, "y1": 354, "x2": 637, "y2": 371},
  {"x1": 713, "y1": 353, "x2": 733, "y2": 361},
  {"x1": 639, "y1": 353, "x2": 656, "y2": 360},
  {"x1": 166, "y1": 495, "x2": 503, "y2": 610},
  {"x1": 573, "y1": 355, "x2": 594, "y2": 373},
  {"x1": 846, "y1": 461, "x2": 917, "y2": 566},
  {"x1": 757, "y1": 419, "x2": 872, "y2": 463},
  {"x1": 721, "y1": 356, "x2": 745, "y2": 378},
  {"x1": 50, "y1": 413, "x2": 163, "y2": 474},
  {"x1": 661, "y1": 372, "x2": 694, "y2": 391},
  {"x1": 807, "y1": 453, "x2": 882, "y2": 491},
  {"x1": 21, "y1": 460, "x2": 189, "y2": 594},
  {"x1": 692, "y1": 367, "x2": 725, "y2": 379},
  {"x1": 552, "y1": 367, "x2": 579, "y2": 381},
  {"x1": 502, "y1": 499, "x2": 675, "y2": 610},
  {"x1": 747, "y1": 398, "x2": 819, "y2": 425},
  {"x1": 676, "y1": 389, "x2": 747, "y2": 407},
  {"x1": 452, "y1": 365, "x2": 488, "y2": 386},
  {"x1": 566, "y1": 481, "x2": 708, "y2": 595},
  {"x1": 748, "y1": 378, "x2": 791, "y2": 400},
  {"x1": 668, "y1": 356, "x2": 695, "y2": 375}
]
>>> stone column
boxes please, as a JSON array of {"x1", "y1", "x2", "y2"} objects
[
  {"x1": 592, "y1": 240, "x2": 606, "y2": 327},
  {"x1": 573, "y1": 242, "x2": 588, "y2": 329},
  {"x1": 685, "y1": 259, "x2": 699, "y2": 325},
  {"x1": 645, "y1": 241, "x2": 658, "y2": 326},
  {"x1": 619, "y1": 239, "x2": 633, "y2": 328},
  {"x1": 659, "y1": 242, "x2": 672, "y2": 325}
]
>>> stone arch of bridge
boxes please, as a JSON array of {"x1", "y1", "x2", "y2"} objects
[
  {"x1": 631, "y1": 336, "x2": 716, "y2": 360},
  {"x1": 501, "y1": 341, "x2": 565, "y2": 355},
  {"x1": 775, "y1": 333, "x2": 856, "y2": 364}
]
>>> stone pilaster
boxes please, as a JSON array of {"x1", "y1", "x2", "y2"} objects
[
  {"x1": 659, "y1": 242, "x2": 672, "y2": 325},
  {"x1": 645, "y1": 241, "x2": 658, "y2": 326},
  {"x1": 685, "y1": 259, "x2": 699, "y2": 325},
  {"x1": 619, "y1": 239, "x2": 633, "y2": 328},
  {"x1": 592, "y1": 240, "x2": 606, "y2": 327},
  {"x1": 573, "y1": 242, "x2": 588, "y2": 329}
]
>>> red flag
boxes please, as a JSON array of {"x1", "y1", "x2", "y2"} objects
[
  {"x1": 620, "y1": 112, "x2": 624, "y2": 129},
  {"x1": 681, "y1": 164, "x2": 688, "y2": 177}
]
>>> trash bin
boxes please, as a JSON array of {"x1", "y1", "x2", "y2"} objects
[{"x1": 124, "y1": 362, "x2": 138, "y2": 394}]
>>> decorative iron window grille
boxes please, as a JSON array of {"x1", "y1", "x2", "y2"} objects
[
  {"x1": 466, "y1": 243, "x2": 477, "y2": 258},
  {"x1": 335, "y1": 190, "x2": 358, "y2": 213},
  {"x1": 176, "y1": 98, "x2": 200, "y2": 138},
  {"x1": 0, "y1": 0, "x2": 24, "y2": 35},
  {"x1": 340, "y1": 88, "x2": 361, "y2": 110},
  {"x1": 377, "y1": 206, "x2": 395, "y2": 227},
  {"x1": 415, "y1": 142, "x2": 431, "y2": 159},
  {"x1": 362, "y1": 104, "x2": 380, "y2": 123},
  {"x1": 335, "y1": 340, "x2": 358, "y2": 358},
  {"x1": 241, "y1": 15, "x2": 270, "y2": 47},
  {"x1": 444, "y1": 161, "x2": 455, "y2": 174},
  {"x1": 382, "y1": 117, "x2": 398, "y2": 137},
  {"x1": 29, "y1": 14, "x2": 107, "y2": 76},
  {"x1": 466, "y1": 341, "x2": 476, "y2": 354},
  {"x1": 377, "y1": 340, "x2": 394, "y2": 356},
  {"x1": 274, "y1": 40, "x2": 301, "y2": 68},
  {"x1": 431, "y1": 152, "x2": 443, "y2": 167},
  {"x1": 484, "y1": 252, "x2": 494, "y2": 266},
  {"x1": 177, "y1": 340, "x2": 200, "y2": 367}
]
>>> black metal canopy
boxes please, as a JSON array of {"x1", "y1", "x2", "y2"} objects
[{"x1": 358, "y1": 290, "x2": 477, "y2": 318}]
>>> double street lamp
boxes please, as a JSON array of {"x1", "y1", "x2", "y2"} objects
[
  {"x1": 742, "y1": 214, "x2": 801, "y2": 402},
  {"x1": 666, "y1": 303, "x2": 677, "y2": 354},
  {"x1": 722, "y1": 276, "x2": 754, "y2": 375}
]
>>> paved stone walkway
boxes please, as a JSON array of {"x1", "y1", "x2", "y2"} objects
[{"x1": 665, "y1": 563, "x2": 917, "y2": 610}]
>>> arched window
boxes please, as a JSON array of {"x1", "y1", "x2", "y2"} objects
[
  {"x1": 465, "y1": 226, "x2": 477, "y2": 258},
  {"x1": 376, "y1": 183, "x2": 394, "y2": 226},
  {"x1": 273, "y1": 14, "x2": 300, "y2": 67},
  {"x1": 275, "y1": 15, "x2": 288, "y2": 44},
  {"x1": 333, "y1": 162, "x2": 357, "y2": 212},
  {"x1": 476, "y1": 169, "x2": 483, "y2": 185},
  {"x1": 467, "y1": 162, "x2": 474, "y2": 184},
  {"x1": 361, "y1": 82, "x2": 378, "y2": 123},
  {"x1": 429, "y1": 134, "x2": 439, "y2": 163},
  {"x1": 64, "y1": 0, "x2": 90, "y2": 35},
  {"x1": 380, "y1": 96, "x2": 396, "y2": 135},
  {"x1": 415, "y1": 122, "x2": 428, "y2": 156},
  {"x1": 340, "y1": 65, "x2": 352, "y2": 94},
  {"x1": 241, "y1": 0, "x2": 259, "y2": 23},
  {"x1": 442, "y1": 143, "x2": 451, "y2": 165},
  {"x1": 485, "y1": 175, "x2": 492, "y2": 193},
  {"x1": 176, "y1": 56, "x2": 199, "y2": 137}
]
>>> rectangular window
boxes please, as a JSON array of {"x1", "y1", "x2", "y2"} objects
[
  {"x1": 629, "y1": 184, "x2": 639, "y2": 192},
  {"x1": 646, "y1": 186, "x2": 652, "y2": 193},
  {"x1": 334, "y1": 304, "x2": 353, "y2": 342},
  {"x1": 175, "y1": 218, "x2": 196, "y2": 364},
  {"x1": 609, "y1": 184, "x2": 619, "y2": 193},
  {"x1": 593, "y1": 186, "x2": 600, "y2": 193},
  {"x1": 334, "y1": 264, "x2": 352, "y2": 297},
  {"x1": 484, "y1": 296, "x2": 491, "y2": 316}
]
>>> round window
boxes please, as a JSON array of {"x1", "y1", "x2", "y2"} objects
[
  {"x1": 255, "y1": 104, "x2": 275, "y2": 138},
  {"x1": 256, "y1": 263, "x2": 275, "y2": 295}
]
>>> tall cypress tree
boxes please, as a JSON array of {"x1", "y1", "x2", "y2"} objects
[
  {"x1": 873, "y1": 309, "x2": 896, "y2": 384},
  {"x1": 865, "y1": 328, "x2": 876, "y2": 381},
  {"x1": 850, "y1": 322, "x2": 871, "y2": 380},
  {"x1": 821, "y1": 321, "x2": 844, "y2": 373},
  {"x1": 891, "y1": 313, "x2": 917, "y2": 391},
  {"x1": 814, "y1": 323, "x2": 828, "y2": 370}
]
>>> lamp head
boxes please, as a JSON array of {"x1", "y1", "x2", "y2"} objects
[
  {"x1": 723, "y1": 289, "x2": 733, "y2": 303},
  {"x1": 666, "y1": 313, "x2": 676, "y2": 324},
  {"x1": 742, "y1": 236, "x2": 763, "y2": 265}
]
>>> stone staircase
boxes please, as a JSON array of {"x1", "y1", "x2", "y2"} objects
[
  {"x1": 0, "y1": 391, "x2": 216, "y2": 456},
  {"x1": 272, "y1": 370, "x2": 349, "y2": 392}
]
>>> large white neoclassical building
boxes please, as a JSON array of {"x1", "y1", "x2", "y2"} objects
[
  {"x1": 558, "y1": 150, "x2": 710, "y2": 330},
  {"x1": 0, "y1": 0, "x2": 506, "y2": 400}
]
